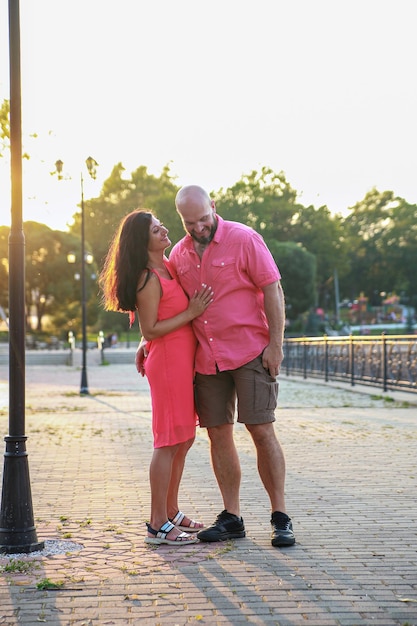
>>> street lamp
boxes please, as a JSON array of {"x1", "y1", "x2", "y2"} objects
[
  {"x1": 0, "y1": 0, "x2": 44, "y2": 553},
  {"x1": 55, "y1": 157, "x2": 98, "y2": 395}
]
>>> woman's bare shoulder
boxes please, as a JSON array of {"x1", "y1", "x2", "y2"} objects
[{"x1": 136, "y1": 269, "x2": 159, "y2": 293}]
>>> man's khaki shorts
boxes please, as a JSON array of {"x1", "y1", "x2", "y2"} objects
[{"x1": 195, "y1": 354, "x2": 278, "y2": 428}]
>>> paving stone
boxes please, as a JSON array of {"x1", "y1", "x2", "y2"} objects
[{"x1": 0, "y1": 363, "x2": 416, "y2": 625}]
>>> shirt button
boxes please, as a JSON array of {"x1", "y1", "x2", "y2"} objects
[
  {"x1": 209, "y1": 337, "x2": 213, "y2": 342},
  {"x1": 204, "y1": 320, "x2": 207, "y2": 324},
  {"x1": 221, "y1": 262, "x2": 224, "y2": 266},
  {"x1": 197, "y1": 264, "x2": 201, "y2": 268}
]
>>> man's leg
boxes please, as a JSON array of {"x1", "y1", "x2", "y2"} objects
[
  {"x1": 246, "y1": 421, "x2": 295, "y2": 547},
  {"x1": 197, "y1": 423, "x2": 245, "y2": 541},
  {"x1": 245, "y1": 422, "x2": 286, "y2": 512},
  {"x1": 195, "y1": 371, "x2": 245, "y2": 542},
  {"x1": 207, "y1": 423, "x2": 241, "y2": 517}
]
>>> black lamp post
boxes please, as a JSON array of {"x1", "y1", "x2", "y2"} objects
[
  {"x1": 55, "y1": 157, "x2": 98, "y2": 395},
  {"x1": 0, "y1": 0, "x2": 44, "y2": 554}
]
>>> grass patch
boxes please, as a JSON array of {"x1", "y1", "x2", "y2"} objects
[
  {"x1": 371, "y1": 394, "x2": 395, "y2": 402},
  {"x1": 1, "y1": 558, "x2": 38, "y2": 574},
  {"x1": 36, "y1": 577, "x2": 64, "y2": 590},
  {"x1": 79, "y1": 518, "x2": 92, "y2": 528}
]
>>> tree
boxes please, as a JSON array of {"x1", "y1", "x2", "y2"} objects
[
  {"x1": 378, "y1": 197, "x2": 417, "y2": 308},
  {"x1": 10, "y1": 160, "x2": 415, "y2": 335},
  {"x1": 267, "y1": 240, "x2": 316, "y2": 320},
  {"x1": 342, "y1": 189, "x2": 398, "y2": 301},
  {"x1": 216, "y1": 168, "x2": 348, "y2": 317},
  {"x1": 71, "y1": 163, "x2": 180, "y2": 271},
  {"x1": 215, "y1": 167, "x2": 301, "y2": 241},
  {"x1": 23, "y1": 222, "x2": 99, "y2": 332},
  {"x1": 291, "y1": 204, "x2": 349, "y2": 309}
]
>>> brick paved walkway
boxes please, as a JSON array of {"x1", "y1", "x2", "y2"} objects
[{"x1": 0, "y1": 358, "x2": 416, "y2": 625}]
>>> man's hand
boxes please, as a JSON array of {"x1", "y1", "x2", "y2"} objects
[
  {"x1": 261, "y1": 344, "x2": 284, "y2": 378},
  {"x1": 135, "y1": 339, "x2": 148, "y2": 377}
]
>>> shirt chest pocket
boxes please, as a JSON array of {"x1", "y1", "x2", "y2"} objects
[{"x1": 209, "y1": 257, "x2": 238, "y2": 281}]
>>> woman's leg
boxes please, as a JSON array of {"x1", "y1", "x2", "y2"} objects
[
  {"x1": 148, "y1": 443, "x2": 186, "y2": 540},
  {"x1": 167, "y1": 437, "x2": 194, "y2": 520}
]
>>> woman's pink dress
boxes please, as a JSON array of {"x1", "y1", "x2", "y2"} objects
[{"x1": 144, "y1": 264, "x2": 198, "y2": 448}]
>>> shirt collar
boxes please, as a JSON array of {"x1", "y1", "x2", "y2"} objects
[{"x1": 212, "y1": 214, "x2": 224, "y2": 243}]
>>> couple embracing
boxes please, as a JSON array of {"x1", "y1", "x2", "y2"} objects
[{"x1": 100, "y1": 185, "x2": 295, "y2": 549}]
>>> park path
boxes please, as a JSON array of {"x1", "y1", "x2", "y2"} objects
[{"x1": 0, "y1": 361, "x2": 416, "y2": 625}]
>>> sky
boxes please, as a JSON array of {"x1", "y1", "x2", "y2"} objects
[{"x1": 1, "y1": 0, "x2": 416, "y2": 231}]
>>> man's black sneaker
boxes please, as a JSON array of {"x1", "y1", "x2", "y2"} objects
[
  {"x1": 271, "y1": 511, "x2": 295, "y2": 547},
  {"x1": 197, "y1": 510, "x2": 245, "y2": 542}
]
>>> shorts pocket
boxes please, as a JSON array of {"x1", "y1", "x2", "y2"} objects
[{"x1": 254, "y1": 378, "x2": 279, "y2": 412}]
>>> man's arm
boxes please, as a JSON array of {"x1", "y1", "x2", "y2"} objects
[
  {"x1": 261, "y1": 280, "x2": 285, "y2": 377},
  {"x1": 135, "y1": 337, "x2": 148, "y2": 376}
]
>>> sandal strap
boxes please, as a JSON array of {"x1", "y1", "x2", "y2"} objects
[
  {"x1": 170, "y1": 511, "x2": 185, "y2": 525},
  {"x1": 146, "y1": 520, "x2": 175, "y2": 539},
  {"x1": 170, "y1": 511, "x2": 203, "y2": 529}
]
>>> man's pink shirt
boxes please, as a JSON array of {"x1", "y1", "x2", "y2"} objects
[{"x1": 169, "y1": 216, "x2": 280, "y2": 375}]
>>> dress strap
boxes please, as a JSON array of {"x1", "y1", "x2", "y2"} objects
[{"x1": 136, "y1": 268, "x2": 152, "y2": 293}]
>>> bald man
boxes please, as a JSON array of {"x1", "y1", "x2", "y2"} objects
[{"x1": 167, "y1": 185, "x2": 295, "y2": 547}]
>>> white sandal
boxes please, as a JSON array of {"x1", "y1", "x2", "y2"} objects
[
  {"x1": 169, "y1": 511, "x2": 205, "y2": 533},
  {"x1": 144, "y1": 521, "x2": 198, "y2": 545}
]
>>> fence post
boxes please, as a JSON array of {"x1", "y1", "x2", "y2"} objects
[
  {"x1": 303, "y1": 339, "x2": 307, "y2": 379},
  {"x1": 350, "y1": 334, "x2": 355, "y2": 387},
  {"x1": 285, "y1": 339, "x2": 289, "y2": 376},
  {"x1": 324, "y1": 334, "x2": 328, "y2": 382},
  {"x1": 382, "y1": 333, "x2": 387, "y2": 392}
]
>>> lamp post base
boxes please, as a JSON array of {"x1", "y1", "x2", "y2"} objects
[
  {"x1": 80, "y1": 367, "x2": 89, "y2": 395},
  {"x1": 0, "y1": 538, "x2": 45, "y2": 555},
  {"x1": 0, "y1": 436, "x2": 44, "y2": 554}
]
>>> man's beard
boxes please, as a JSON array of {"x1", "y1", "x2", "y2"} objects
[{"x1": 190, "y1": 223, "x2": 217, "y2": 246}]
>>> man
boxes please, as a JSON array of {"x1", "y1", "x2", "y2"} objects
[{"x1": 138, "y1": 185, "x2": 295, "y2": 547}]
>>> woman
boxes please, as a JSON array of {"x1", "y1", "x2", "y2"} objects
[{"x1": 100, "y1": 209, "x2": 213, "y2": 545}]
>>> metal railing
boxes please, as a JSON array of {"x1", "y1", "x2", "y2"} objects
[{"x1": 283, "y1": 334, "x2": 417, "y2": 394}]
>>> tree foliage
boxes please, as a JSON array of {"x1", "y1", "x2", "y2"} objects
[
  {"x1": 71, "y1": 163, "x2": 181, "y2": 270},
  {"x1": 0, "y1": 222, "x2": 99, "y2": 333},
  {"x1": 1, "y1": 155, "x2": 416, "y2": 336},
  {"x1": 215, "y1": 167, "x2": 300, "y2": 241},
  {"x1": 1, "y1": 97, "x2": 31, "y2": 160},
  {"x1": 342, "y1": 189, "x2": 417, "y2": 307},
  {"x1": 267, "y1": 240, "x2": 316, "y2": 319},
  {"x1": 290, "y1": 204, "x2": 349, "y2": 305},
  {"x1": 0, "y1": 99, "x2": 10, "y2": 156}
]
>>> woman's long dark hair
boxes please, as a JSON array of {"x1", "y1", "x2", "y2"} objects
[{"x1": 99, "y1": 210, "x2": 153, "y2": 315}]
